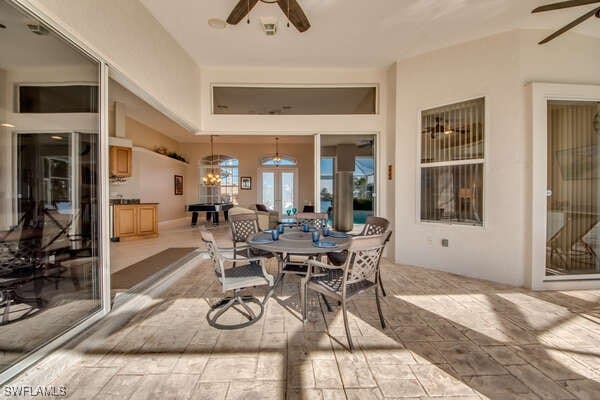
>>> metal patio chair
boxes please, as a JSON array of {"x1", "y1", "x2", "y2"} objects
[
  {"x1": 296, "y1": 212, "x2": 329, "y2": 229},
  {"x1": 302, "y1": 234, "x2": 387, "y2": 351},
  {"x1": 201, "y1": 229, "x2": 273, "y2": 329},
  {"x1": 327, "y1": 216, "x2": 391, "y2": 295}
]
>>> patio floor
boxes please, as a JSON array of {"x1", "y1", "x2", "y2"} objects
[{"x1": 8, "y1": 254, "x2": 600, "y2": 399}]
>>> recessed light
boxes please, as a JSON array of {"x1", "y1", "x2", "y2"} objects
[
  {"x1": 0, "y1": 23, "x2": 6, "y2": 30},
  {"x1": 208, "y1": 18, "x2": 226, "y2": 29},
  {"x1": 1, "y1": 123, "x2": 15, "y2": 128},
  {"x1": 51, "y1": 135, "x2": 63, "y2": 140},
  {"x1": 216, "y1": 104, "x2": 229, "y2": 109}
]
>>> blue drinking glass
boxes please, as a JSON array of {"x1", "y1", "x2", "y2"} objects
[
  {"x1": 286, "y1": 209, "x2": 291, "y2": 216},
  {"x1": 303, "y1": 223, "x2": 310, "y2": 232},
  {"x1": 292, "y1": 207, "x2": 297, "y2": 215},
  {"x1": 322, "y1": 226, "x2": 330, "y2": 237},
  {"x1": 277, "y1": 224, "x2": 284, "y2": 234},
  {"x1": 271, "y1": 229, "x2": 279, "y2": 241},
  {"x1": 312, "y1": 230, "x2": 320, "y2": 243}
]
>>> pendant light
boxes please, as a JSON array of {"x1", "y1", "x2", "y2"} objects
[
  {"x1": 273, "y1": 137, "x2": 281, "y2": 167},
  {"x1": 202, "y1": 135, "x2": 222, "y2": 186}
]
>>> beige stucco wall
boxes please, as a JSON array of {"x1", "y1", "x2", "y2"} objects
[
  {"x1": 183, "y1": 140, "x2": 315, "y2": 211},
  {"x1": 394, "y1": 29, "x2": 600, "y2": 287}
]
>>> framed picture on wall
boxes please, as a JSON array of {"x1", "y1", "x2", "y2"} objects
[
  {"x1": 174, "y1": 175, "x2": 183, "y2": 195},
  {"x1": 240, "y1": 176, "x2": 251, "y2": 190}
]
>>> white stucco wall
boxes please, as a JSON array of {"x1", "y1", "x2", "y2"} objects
[
  {"x1": 22, "y1": 0, "x2": 202, "y2": 131},
  {"x1": 394, "y1": 30, "x2": 600, "y2": 287}
]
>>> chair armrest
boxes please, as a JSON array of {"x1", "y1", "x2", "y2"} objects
[{"x1": 306, "y1": 259, "x2": 343, "y2": 271}]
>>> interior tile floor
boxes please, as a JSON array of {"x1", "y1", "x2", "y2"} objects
[{"x1": 9, "y1": 246, "x2": 600, "y2": 400}]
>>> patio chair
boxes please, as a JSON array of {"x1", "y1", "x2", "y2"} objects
[
  {"x1": 228, "y1": 212, "x2": 273, "y2": 262},
  {"x1": 301, "y1": 234, "x2": 387, "y2": 351},
  {"x1": 296, "y1": 212, "x2": 329, "y2": 229},
  {"x1": 201, "y1": 229, "x2": 274, "y2": 329},
  {"x1": 327, "y1": 216, "x2": 391, "y2": 295}
]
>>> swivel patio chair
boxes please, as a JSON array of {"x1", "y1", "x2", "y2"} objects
[
  {"x1": 302, "y1": 235, "x2": 386, "y2": 351},
  {"x1": 301, "y1": 234, "x2": 387, "y2": 351},
  {"x1": 201, "y1": 230, "x2": 273, "y2": 329},
  {"x1": 327, "y1": 216, "x2": 391, "y2": 295}
]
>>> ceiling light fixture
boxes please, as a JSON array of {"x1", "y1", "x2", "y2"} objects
[
  {"x1": 208, "y1": 18, "x2": 227, "y2": 29},
  {"x1": 202, "y1": 135, "x2": 222, "y2": 186},
  {"x1": 51, "y1": 135, "x2": 63, "y2": 140},
  {"x1": 1, "y1": 123, "x2": 15, "y2": 128},
  {"x1": 272, "y1": 137, "x2": 281, "y2": 167}
]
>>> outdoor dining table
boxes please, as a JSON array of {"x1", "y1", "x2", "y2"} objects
[{"x1": 246, "y1": 227, "x2": 351, "y2": 305}]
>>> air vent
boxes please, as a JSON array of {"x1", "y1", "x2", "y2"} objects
[
  {"x1": 260, "y1": 17, "x2": 278, "y2": 36},
  {"x1": 26, "y1": 23, "x2": 49, "y2": 36}
]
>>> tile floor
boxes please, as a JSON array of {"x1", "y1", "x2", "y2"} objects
[{"x1": 9, "y1": 249, "x2": 600, "y2": 399}]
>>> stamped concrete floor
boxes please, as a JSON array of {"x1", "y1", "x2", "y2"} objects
[{"x1": 7, "y1": 255, "x2": 600, "y2": 400}]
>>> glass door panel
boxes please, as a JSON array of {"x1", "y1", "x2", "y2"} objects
[
  {"x1": 546, "y1": 100, "x2": 600, "y2": 276},
  {"x1": 281, "y1": 172, "x2": 294, "y2": 213},
  {"x1": 261, "y1": 172, "x2": 275, "y2": 210},
  {"x1": 0, "y1": 0, "x2": 103, "y2": 377}
]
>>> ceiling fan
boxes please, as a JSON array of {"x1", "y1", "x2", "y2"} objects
[
  {"x1": 532, "y1": 0, "x2": 600, "y2": 44},
  {"x1": 226, "y1": 0, "x2": 310, "y2": 32}
]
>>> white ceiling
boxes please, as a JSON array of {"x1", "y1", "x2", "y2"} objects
[{"x1": 141, "y1": 0, "x2": 600, "y2": 68}]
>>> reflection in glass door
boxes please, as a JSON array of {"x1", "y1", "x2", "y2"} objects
[
  {"x1": 260, "y1": 169, "x2": 297, "y2": 215},
  {"x1": 546, "y1": 100, "x2": 600, "y2": 276}
]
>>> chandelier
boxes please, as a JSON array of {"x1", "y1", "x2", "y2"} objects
[{"x1": 202, "y1": 135, "x2": 222, "y2": 186}]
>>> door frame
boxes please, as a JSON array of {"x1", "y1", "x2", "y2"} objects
[
  {"x1": 257, "y1": 167, "x2": 299, "y2": 216},
  {"x1": 529, "y1": 82, "x2": 600, "y2": 290}
]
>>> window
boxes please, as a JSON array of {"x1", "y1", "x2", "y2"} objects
[
  {"x1": 18, "y1": 84, "x2": 98, "y2": 113},
  {"x1": 213, "y1": 86, "x2": 377, "y2": 115},
  {"x1": 219, "y1": 158, "x2": 239, "y2": 203},
  {"x1": 420, "y1": 97, "x2": 484, "y2": 225},
  {"x1": 261, "y1": 155, "x2": 297, "y2": 166}
]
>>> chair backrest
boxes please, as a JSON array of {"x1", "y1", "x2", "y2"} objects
[
  {"x1": 343, "y1": 234, "x2": 386, "y2": 285},
  {"x1": 229, "y1": 213, "x2": 259, "y2": 243},
  {"x1": 360, "y1": 216, "x2": 390, "y2": 236},
  {"x1": 296, "y1": 212, "x2": 328, "y2": 229},
  {"x1": 200, "y1": 229, "x2": 225, "y2": 278},
  {"x1": 302, "y1": 205, "x2": 314, "y2": 213}
]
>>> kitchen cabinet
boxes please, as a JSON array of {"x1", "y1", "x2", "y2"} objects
[
  {"x1": 113, "y1": 203, "x2": 158, "y2": 240},
  {"x1": 110, "y1": 145, "x2": 132, "y2": 177}
]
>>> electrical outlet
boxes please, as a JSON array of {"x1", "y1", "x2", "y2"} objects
[{"x1": 441, "y1": 238, "x2": 449, "y2": 247}]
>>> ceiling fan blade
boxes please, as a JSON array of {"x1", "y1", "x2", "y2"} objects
[
  {"x1": 277, "y1": 0, "x2": 311, "y2": 32},
  {"x1": 532, "y1": 0, "x2": 600, "y2": 13},
  {"x1": 538, "y1": 6, "x2": 600, "y2": 43},
  {"x1": 227, "y1": 0, "x2": 259, "y2": 25}
]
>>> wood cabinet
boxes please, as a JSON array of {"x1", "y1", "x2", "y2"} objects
[
  {"x1": 113, "y1": 204, "x2": 158, "y2": 240},
  {"x1": 110, "y1": 146, "x2": 132, "y2": 177}
]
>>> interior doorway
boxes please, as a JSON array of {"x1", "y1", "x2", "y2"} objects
[{"x1": 318, "y1": 134, "x2": 377, "y2": 232}]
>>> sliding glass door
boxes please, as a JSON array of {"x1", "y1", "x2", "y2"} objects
[
  {"x1": 0, "y1": 0, "x2": 104, "y2": 379},
  {"x1": 546, "y1": 100, "x2": 600, "y2": 277}
]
